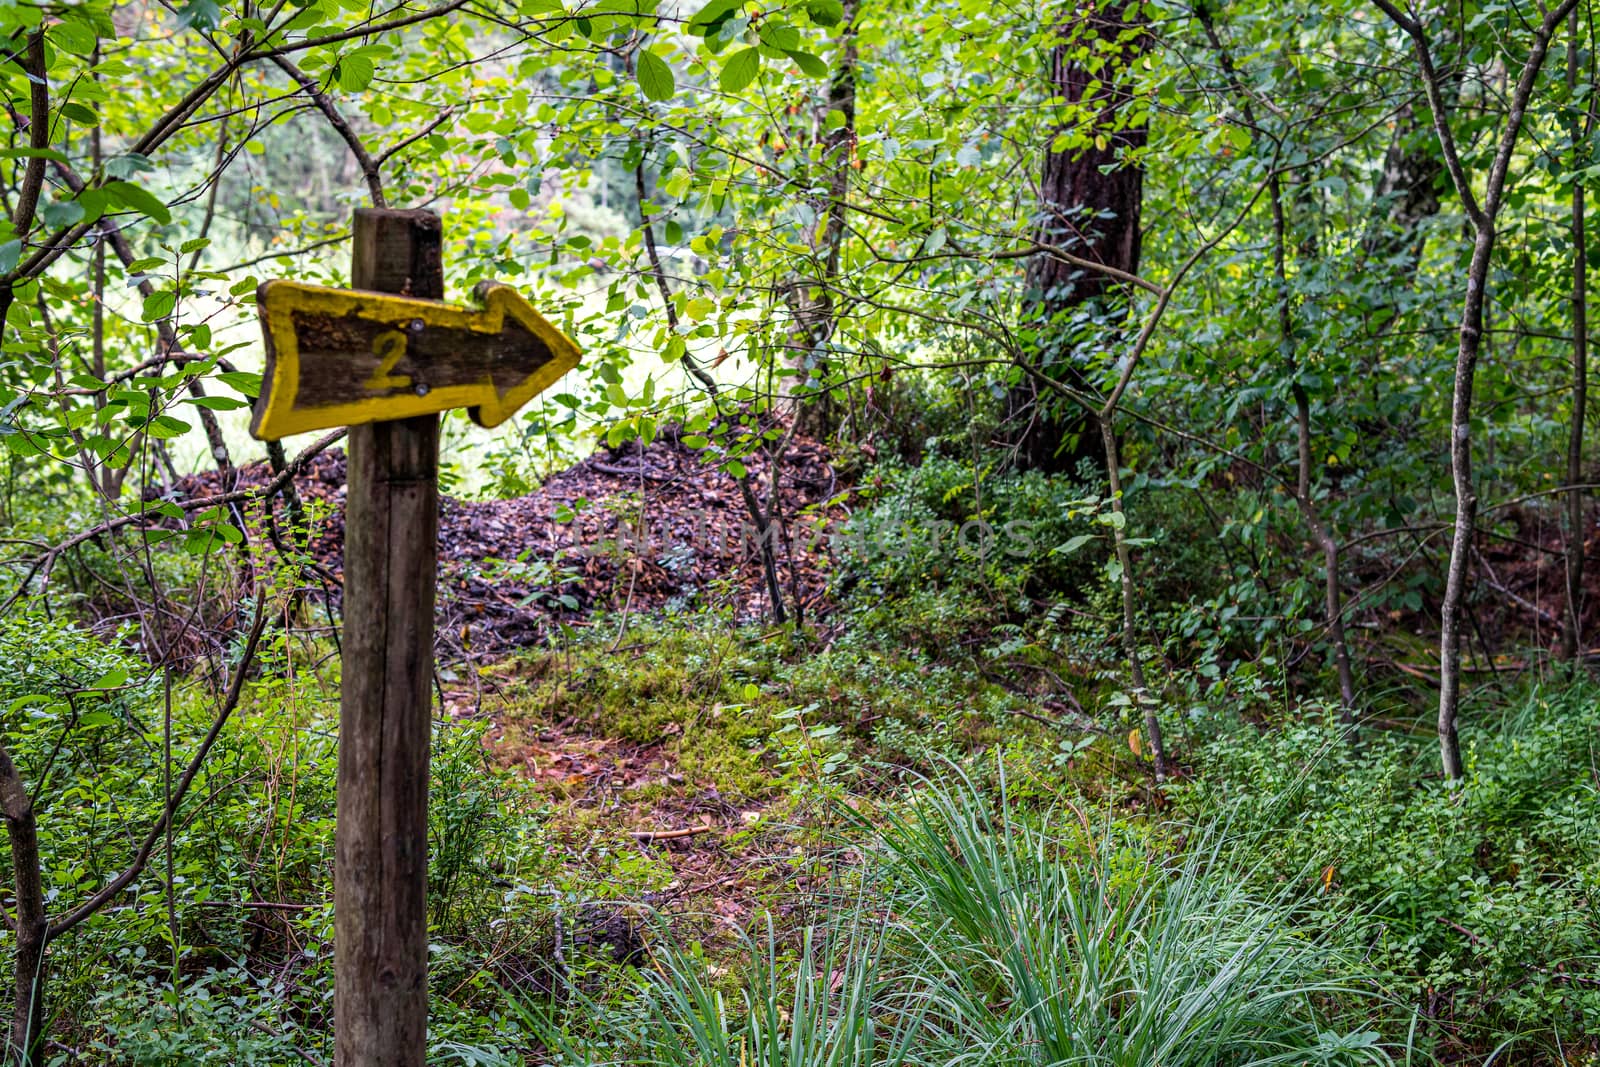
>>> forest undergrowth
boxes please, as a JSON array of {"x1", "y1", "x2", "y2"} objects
[{"x1": 6, "y1": 439, "x2": 1597, "y2": 1066}]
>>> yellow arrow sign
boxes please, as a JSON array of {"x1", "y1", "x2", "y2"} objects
[{"x1": 250, "y1": 280, "x2": 581, "y2": 441}]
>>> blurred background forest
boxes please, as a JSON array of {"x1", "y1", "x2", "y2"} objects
[{"x1": 0, "y1": 0, "x2": 1598, "y2": 1062}]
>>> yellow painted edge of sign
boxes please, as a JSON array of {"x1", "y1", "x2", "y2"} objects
[
  {"x1": 470, "y1": 285, "x2": 583, "y2": 429},
  {"x1": 250, "y1": 280, "x2": 583, "y2": 441}
]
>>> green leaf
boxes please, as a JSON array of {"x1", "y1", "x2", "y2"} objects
[
  {"x1": 60, "y1": 102, "x2": 98, "y2": 126},
  {"x1": 184, "y1": 528, "x2": 221, "y2": 555},
  {"x1": 74, "y1": 187, "x2": 107, "y2": 225},
  {"x1": 177, "y1": 0, "x2": 223, "y2": 30},
  {"x1": 0, "y1": 240, "x2": 18, "y2": 275},
  {"x1": 90, "y1": 667, "x2": 128, "y2": 690},
  {"x1": 183, "y1": 396, "x2": 248, "y2": 411},
  {"x1": 49, "y1": 17, "x2": 98, "y2": 55},
  {"x1": 146, "y1": 414, "x2": 191, "y2": 439},
  {"x1": 1053, "y1": 533, "x2": 1095, "y2": 556},
  {"x1": 38, "y1": 198, "x2": 83, "y2": 229},
  {"x1": 104, "y1": 153, "x2": 154, "y2": 180},
  {"x1": 141, "y1": 291, "x2": 176, "y2": 321},
  {"x1": 105, "y1": 181, "x2": 172, "y2": 226},
  {"x1": 806, "y1": 0, "x2": 844, "y2": 26},
  {"x1": 757, "y1": 21, "x2": 800, "y2": 51},
  {"x1": 689, "y1": 0, "x2": 743, "y2": 31},
  {"x1": 2, "y1": 432, "x2": 43, "y2": 457},
  {"x1": 0, "y1": 147, "x2": 69, "y2": 163},
  {"x1": 785, "y1": 49, "x2": 827, "y2": 77},
  {"x1": 217, "y1": 370, "x2": 261, "y2": 397},
  {"x1": 337, "y1": 55, "x2": 375, "y2": 92},
  {"x1": 637, "y1": 49, "x2": 675, "y2": 101},
  {"x1": 719, "y1": 47, "x2": 761, "y2": 93}
]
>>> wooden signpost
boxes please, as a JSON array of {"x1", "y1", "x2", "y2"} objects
[{"x1": 249, "y1": 208, "x2": 580, "y2": 1067}]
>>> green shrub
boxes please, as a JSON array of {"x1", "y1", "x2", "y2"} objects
[
  {"x1": 836, "y1": 453, "x2": 1104, "y2": 605},
  {"x1": 1179, "y1": 688, "x2": 1600, "y2": 1057},
  {"x1": 88, "y1": 969, "x2": 310, "y2": 1066}
]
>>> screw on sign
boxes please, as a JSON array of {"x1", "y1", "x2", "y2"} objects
[{"x1": 248, "y1": 209, "x2": 580, "y2": 1067}]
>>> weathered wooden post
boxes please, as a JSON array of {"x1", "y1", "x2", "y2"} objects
[
  {"x1": 337, "y1": 207, "x2": 442, "y2": 1066},
  {"x1": 248, "y1": 208, "x2": 580, "y2": 1066}
]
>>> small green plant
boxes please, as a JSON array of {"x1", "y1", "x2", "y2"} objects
[
  {"x1": 87, "y1": 969, "x2": 311, "y2": 1066},
  {"x1": 837, "y1": 453, "x2": 1105, "y2": 605}
]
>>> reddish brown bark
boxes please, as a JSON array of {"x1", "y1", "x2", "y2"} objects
[{"x1": 1010, "y1": 2, "x2": 1146, "y2": 474}]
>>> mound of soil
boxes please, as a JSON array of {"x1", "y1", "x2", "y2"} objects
[{"x1": 168, "y1": 428, "x2": 848, "y2": 656}]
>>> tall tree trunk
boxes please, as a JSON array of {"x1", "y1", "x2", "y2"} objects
[
  {"x1": 1009, "y1": 1, "x2": 1145, "y2": 473},
  {"x1": 788, "y1": 0, "x2": 858, "y2": 441},
  {"x1": 1559, "y1": 11, "x2": 1590, "y2": 664}
]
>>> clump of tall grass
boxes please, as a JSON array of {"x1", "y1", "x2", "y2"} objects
[
  {"x1": 518, "y1": 914, "x2": 933, "y2": 1067},
  {"x1": 867, "y1": 766, "x2": 1392, "y2": 1066},
  {"x1": 517, "y1": 769, "x2": 1394, "y2": 1066}
]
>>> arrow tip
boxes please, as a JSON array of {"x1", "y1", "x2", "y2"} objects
[{"x1": 467, "y1": 283, "x2": 582, "y2": 429}]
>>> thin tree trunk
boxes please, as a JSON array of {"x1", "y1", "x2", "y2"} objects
[
  {"x1": 0, "y1": 32, "x2": 50, "y2": 334},
  {"x1": 1435, "y1": 227, "x2": 1495, "y2": 779},
  {"x1": 1099, "y1": 417, "x2": 1165, "y2": 781},
  {"x1": 633, "y1": 160, "x2": 789, "y2": 622},
  {"x1": 1560, "y1": 11, "x2": 1590, "y2": 663},
  {"x1": 788, "y1": 0, "x2": 857, "y2": 440},
  {"x1": 1199, "y1": 3, "x2": 1359, "y2": 719},
  {"x1": 1277, "y1": 183, "x2": 1357, "y2": 718},
  {"x1": 1295, "y1": 385, "x2": 1358, "y2": 713},
  {"x1": 0, "y1": 745, "x2": 46, "y2": 1067},
  {"x1": 1374, "y1": 0, "x2": 1575, "y2": 779}
]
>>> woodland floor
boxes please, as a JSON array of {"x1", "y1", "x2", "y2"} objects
[
  {"x1": 165, "y1": 430, "x2": 858, "y2": 950},
  {"x1": 157, "y1": 430, "x2": 1600, "y2": 966}
]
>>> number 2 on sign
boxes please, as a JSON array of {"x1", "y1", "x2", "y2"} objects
[{"x1": 364, "y1": 330, "x2": 412, "y2": 392}]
